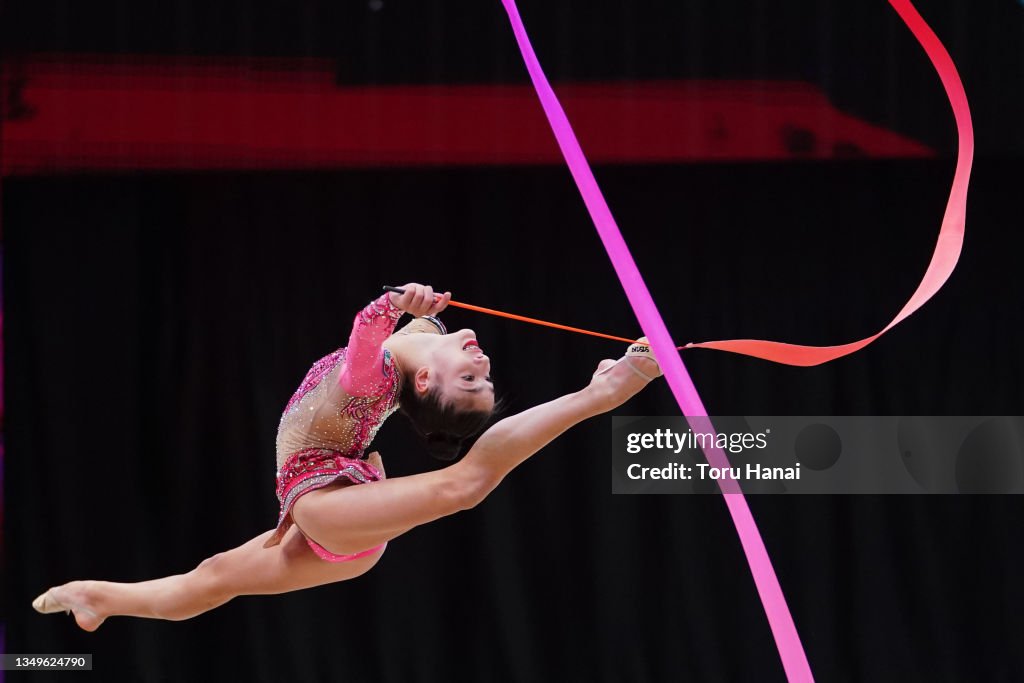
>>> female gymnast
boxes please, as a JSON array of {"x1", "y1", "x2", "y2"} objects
[{"x1": 32, "y1": 283, "x2": 662, "y2": 631}]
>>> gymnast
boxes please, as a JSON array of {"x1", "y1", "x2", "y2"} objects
[{"x1": 32, "y1": 283, "x2": 662, "y2": 631}]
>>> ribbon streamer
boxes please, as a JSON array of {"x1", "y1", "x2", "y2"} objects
[
  {"x1": 499, "y1": 0, "x2": 969, "y2": 678},
  {"x1": 498, "y1": 1, "x2": 814, "y2": 680},
  {"x1": 684, "y1": 1, "x2": 973, "y2": 366}
]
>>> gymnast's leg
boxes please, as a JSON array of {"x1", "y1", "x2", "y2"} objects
[
  {"x1": 33, "y1": 523, "x2": 382, "y2": 632},
  {"x1": 292, "y1": 351, "x2": 660, "y2": 557}
]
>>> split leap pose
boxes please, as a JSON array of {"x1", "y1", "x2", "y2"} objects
[{"x1": 33, "y1": 283, "x2": 661, "y2": 631}]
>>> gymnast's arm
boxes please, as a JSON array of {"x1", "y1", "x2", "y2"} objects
[
  {"x1": 339, "y1": 284, "x2": 451, "y2": 396},
  {"x1": 455, "y1": 357, "x2": 653, "y2": 500}
]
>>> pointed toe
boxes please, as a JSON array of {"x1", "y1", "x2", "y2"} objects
[{"x1": 32, "y1": 590, "x2": 70, "y2": 615}]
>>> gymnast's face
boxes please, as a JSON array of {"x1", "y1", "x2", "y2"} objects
[{"x1": 423, "y1": 328, "x2": 495, "y2": 412}]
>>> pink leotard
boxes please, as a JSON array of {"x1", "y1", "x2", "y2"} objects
[{"x1": 263, "y1": 293, "x2": 406, "y2": 561}]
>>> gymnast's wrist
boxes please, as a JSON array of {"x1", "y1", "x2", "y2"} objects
[
  {"x1": 359, "y1": 292, "x2": 405, "y2": 326},
  {"x1": 379, "y1": 292, "x2": 404, "y2": 316}
]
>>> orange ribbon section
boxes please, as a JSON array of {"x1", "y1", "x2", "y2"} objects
[{"x1": 685, "y1": 1, "x2": 972, "y2": 366}]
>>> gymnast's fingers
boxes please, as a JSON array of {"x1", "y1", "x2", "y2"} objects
[
  {"x1": 407, "y1": 283, "x2": 429, "y2": 315},
  {"x1": 429, "y1": 291, "x2": 451, "y2": 315},
  {"x1": 390, "y1": 282, "x2": 420, "y2": 313},
  {"x1": 420, "y1": 285, "x2": 435, "y2": 316}
]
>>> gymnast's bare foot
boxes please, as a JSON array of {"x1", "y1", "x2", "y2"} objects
[
  {"x1": 587, "y1": 340, "x2": 662, "y2": 408},
  {"x1": 32, "y1": 582, "x2": 106, "y2": 632}
]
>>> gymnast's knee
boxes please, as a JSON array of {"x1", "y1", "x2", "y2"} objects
[
  {"x1": 447, "y1": 463, "x2": 493, "y2": 511},
  {"x1": 197, "y1": 553, "x2": 225, "y2": 571},
  {"x1": 186, "y1": 554, "x2": 234, "y2": 606}
]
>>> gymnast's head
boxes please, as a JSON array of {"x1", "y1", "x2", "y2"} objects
[{"x1": 393, "y1": 327, "x2": 496, "y2": 461}]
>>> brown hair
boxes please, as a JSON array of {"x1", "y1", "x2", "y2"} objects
[{"x1": 397, "y1": 382, "x2": 496, "y2": 461}]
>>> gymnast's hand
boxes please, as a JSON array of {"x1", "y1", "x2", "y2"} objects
[{"x1": 388, "y1": 282, "x2": 451, "y2": 318}]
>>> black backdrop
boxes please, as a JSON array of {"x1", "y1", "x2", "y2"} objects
[
  {"x1": 3, "y1": 0, "x2": 1023, "y2": 156},
  {"x1": 5, "y1": 157, "x2": 1024, "y2": 681}
]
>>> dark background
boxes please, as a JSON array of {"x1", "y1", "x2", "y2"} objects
[
  {"x1": 3, "y1": 0, "x2": 1023, "y2": 155},
  {"x1": 4, "y1": 1, "x2": 1024, "y2": 682}
]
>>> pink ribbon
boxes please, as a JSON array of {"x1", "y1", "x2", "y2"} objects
[
  {"x1": 498, "y1": 2, "x2": 813, "y2": 680},
  {"x1": 499, "y1": 0, "x2": 969, "y2": 680}
]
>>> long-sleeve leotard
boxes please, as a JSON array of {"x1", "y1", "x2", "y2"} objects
[{"x1": 274, "y1": 294, "x2": 404, "y2": 469}]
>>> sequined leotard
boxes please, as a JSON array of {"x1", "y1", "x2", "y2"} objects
[{"x1": 263, "y1": 293, "x2": 410, "y2": 561}]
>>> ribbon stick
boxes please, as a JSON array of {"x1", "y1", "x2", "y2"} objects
[
  {"x1": 446, "y1": 301, "x2": 645, "y2": 346},
  {"x1": 385, "y1": 285, "x2": 675, "y2": 346},
  {"x1": 498, "y1": 1, "x2": 814, "y2": 680},
  {"x1": 684, "y1": 1, "x2": 973, "y2": 366}
]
